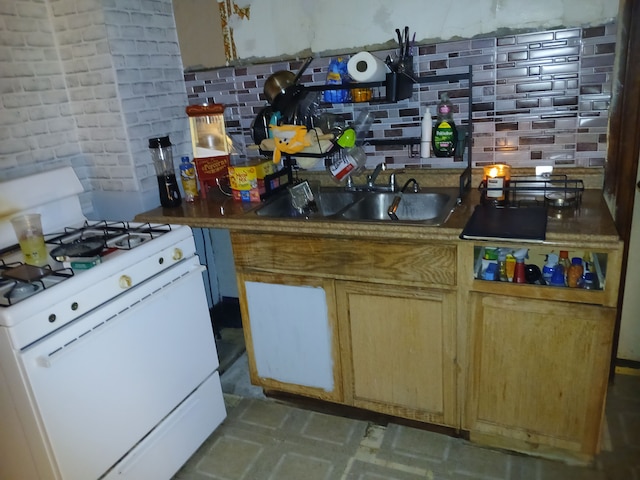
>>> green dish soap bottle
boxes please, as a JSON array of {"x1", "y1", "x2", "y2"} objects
[{"x1": 432, "y1": 93, "x2": 458, "y2": 157}]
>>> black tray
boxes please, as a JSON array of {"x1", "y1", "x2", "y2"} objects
[{"x1": 460, "y1": 205, "x2": 547, "y2": 243}]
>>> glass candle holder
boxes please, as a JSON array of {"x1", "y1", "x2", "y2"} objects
[{"x1": 482, "y1": 164, "x2": 511, "y2": 205}]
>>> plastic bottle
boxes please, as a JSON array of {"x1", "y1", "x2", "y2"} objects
[
  {"x1": 542, "y1": 253, "x2": 558, "y2": 284},
  {"x1": 432, "y1": 93, "x2": 458, "y2": 157},
  {"x1": 582, "y1": 262, "x2": 595, "y2": 290},
  {"x1": 567, "y1": 257, "x2": 584, "y2": 288},
  {"x1": 420, "y1": 107, "x2": 432, "y2": 158},
  {"x1": 505, "y1": 254, "x2": 516, "y2": 282},
  {"x1": 179, "y1": 156, "x2": 198, "y2": 203},
  {"x1": 497, "y1": 252, "x2": 508, "y2": 282},
  {"x1": 558, "y1": 250, "x2": 571, "y2": 286},
  {"x1": 549, "y1": 266, "x2": 566, "y2": 287}
]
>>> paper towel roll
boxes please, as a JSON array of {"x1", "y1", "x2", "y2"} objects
[{"x1": 347, "y1": 52, "x2": 390, "y2": 82}]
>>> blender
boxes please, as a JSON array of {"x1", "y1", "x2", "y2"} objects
[{"x1": 149, "y1": 136, "x2": 181, "y2": 208}]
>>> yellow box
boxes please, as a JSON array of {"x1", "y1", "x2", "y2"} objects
[{"x1": 228, "y1": 159, "x2": 277, "y2": 202}]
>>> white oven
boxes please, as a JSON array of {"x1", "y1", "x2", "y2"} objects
[{"x1": 0, "y1": 168, "x2": 226, "y2": 479}]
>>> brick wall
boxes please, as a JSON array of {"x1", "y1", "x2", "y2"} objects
[
  {"x1": 0, "y1": 4, "x2": 617, "y2": 215},
  {"x1": 0, "y1": 0, "x2": 188, "y2": 218},
  {"x1": 184, "y1": 23, "x2": 616, "y2": 172}
]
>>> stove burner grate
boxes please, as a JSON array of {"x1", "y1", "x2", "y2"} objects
[
  {"x1": 0, "y1": 263, "x2": 74, "y2": 306},
  {"x1": 46, "y1": 221, "x2": 173, "y2": 251}
]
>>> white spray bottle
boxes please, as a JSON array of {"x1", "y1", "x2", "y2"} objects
[{"x1": 420, "y1": 107, "x2": 432, "y2": 158}]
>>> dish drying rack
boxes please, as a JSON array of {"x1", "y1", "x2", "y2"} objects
[{"x1": 478, "y1": 174, "x2": 585, "y2": 208}]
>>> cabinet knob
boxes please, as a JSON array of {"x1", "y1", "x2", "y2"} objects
[{"x1": 119, "y1": 275, "x2": 132, "y2": 289}]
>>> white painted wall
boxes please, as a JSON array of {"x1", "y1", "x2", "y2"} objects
[
  {"x1": 230, "y1": 0, "x2": 618, "y2": 59},
  {"x1": 618, "y1": 152, "x2": 640, "y2": 362}
]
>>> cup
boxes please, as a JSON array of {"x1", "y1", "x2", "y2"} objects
[{"x1": 10, "y1": 213, "x2": 48, "y2": 266}]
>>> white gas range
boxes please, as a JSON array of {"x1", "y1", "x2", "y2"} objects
[{"x1": 0, "y1": 168, "x2": 226, "y2": 480}]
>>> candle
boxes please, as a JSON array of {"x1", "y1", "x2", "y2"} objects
[{"x1": 483, "y1": 164, "x2": 511, "y2": 203}]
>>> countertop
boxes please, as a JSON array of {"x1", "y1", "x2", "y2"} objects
[{"x1": 134, "y1": 178, "x2": 621, "y2": 249}]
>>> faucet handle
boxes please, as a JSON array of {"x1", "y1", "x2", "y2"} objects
[{"x1": 389, "y1": 173, "x2": 397, "y2": 192}]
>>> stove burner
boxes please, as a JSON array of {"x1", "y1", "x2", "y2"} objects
[{"x1": 4, "y1": 282, "x2": 41, "y2": 302}]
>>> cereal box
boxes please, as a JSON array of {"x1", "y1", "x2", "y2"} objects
[{"x1": 228, "y1": 159, "x2": 278, "y2": 202}]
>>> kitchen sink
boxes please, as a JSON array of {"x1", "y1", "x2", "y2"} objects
[
  {"x1": 338, "y1": 189, "x2": 458, "y2": 225},
  {"x1": 254, "y1": 186, "x2": 459, "y2": 225},
  {"x1": 255, "y1": 187, "x2": 363, "y2": 218}
]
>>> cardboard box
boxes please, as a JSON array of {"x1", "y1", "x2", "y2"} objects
[{"x1": 228, "y1": 159, "x2": 278, "y2": 202}]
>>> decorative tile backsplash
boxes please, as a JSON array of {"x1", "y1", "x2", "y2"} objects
[{"x1": 183, "y1": 23, "x2": 616, "y2": 171}]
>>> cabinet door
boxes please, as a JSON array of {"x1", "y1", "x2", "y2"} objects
[
  {"x1": 337, "y1": 281, "x2": 457, "y2": 427},
  {"x1": 237, "y1": 271, "x2": 342, "y2": 402},
  {"x1": 465, "y1": 293, "x2": 615, "y2": 461}
]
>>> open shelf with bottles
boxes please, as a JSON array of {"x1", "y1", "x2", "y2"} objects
[{"x1": 470, "y1": 242, "x2": 615, "y2": 307}]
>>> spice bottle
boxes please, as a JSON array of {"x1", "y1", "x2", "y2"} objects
[{"x1": 567, "y1": 257, "x2": 584, "y2": 288}]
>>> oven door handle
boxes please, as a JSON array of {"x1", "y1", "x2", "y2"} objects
[{"x1": 35, "y1": 262, "x2": 206, "y2": 369}]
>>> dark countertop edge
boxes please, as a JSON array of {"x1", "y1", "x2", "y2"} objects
[{"x1": 134, "y1": 189, "x2": 621, "y2": 248}]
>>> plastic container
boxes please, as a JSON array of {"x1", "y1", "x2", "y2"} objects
[
  {"x1": 328, "y1": 146, "x2": 366, "y2": 182},
  {"x1": 149, "y1": 136, "x2": 181, "y2": 208},
  {"x1": 10, "y1": 213, "x2": 48, "y2": 266},
  {"x1": 420, "y1": 107, "x2": 432, "y2": 158},
  {"x1": 179, "y1": 156, "x2": 198, "y2": 203},
  {"x1": 352, "y1": 110, "x2": 374, "y2": 146}
]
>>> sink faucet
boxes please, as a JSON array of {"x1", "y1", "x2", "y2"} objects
[
  {"x1": 387, "y1": 178, "x2": 420, "y2": 220},
  {"x1": 367, "y1": 162, "x2": 386, "y2": 189}
]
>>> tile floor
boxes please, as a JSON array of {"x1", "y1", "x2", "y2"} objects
[{"x1": 173, "y1": 329, "x2": 640, "y2": 480}]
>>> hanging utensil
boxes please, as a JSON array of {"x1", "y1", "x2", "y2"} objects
[
  {"x1": 263, "y1": 56, "x2": 313, "y2": 106},
  {"x1": 395, "y1": 28, "x2": 404, "y2": 58},
  {"x1": 403, "y1": 26, "x2": 409, "y2": 58}
]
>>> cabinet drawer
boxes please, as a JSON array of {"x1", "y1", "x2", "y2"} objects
[{"x1": 231, "y1": 232, "x2": 456, "y2": 287}]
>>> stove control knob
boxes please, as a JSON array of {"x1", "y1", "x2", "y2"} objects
[
  {"x1": 119, "y1": 275, "x2": 133, "y2": 289},
  {"x1": 172, "y1": 248, "x2": 183, "y2": 261}
]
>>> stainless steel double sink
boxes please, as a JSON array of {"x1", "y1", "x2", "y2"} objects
[{"x1": 254, "y1": 186, "x2": 459, "y2": 225}]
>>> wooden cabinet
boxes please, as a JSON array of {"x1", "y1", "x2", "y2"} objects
[
  {"x1": 465, "y1": 293, "x2": 615, "y2": 462},
  {"x1": 337, "y1": 281, "x2": 457, "y2": 426},
  {"x1": 462, "y1": 239, "x2": 623, "y2": 463},
  {"x1": 231, "y1": 231, "x2": 459, "y2": 424},
  {"x1": 231, "y1": 229, "x2": 622, "y2": 462}
]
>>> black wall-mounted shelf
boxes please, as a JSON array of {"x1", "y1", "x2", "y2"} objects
[{"x1": 258, "y1": 65, "x2": 474, "y2": 199}]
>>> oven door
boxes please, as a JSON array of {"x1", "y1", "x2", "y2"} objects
[{"x1": 20, "y1": 259, "x2": 221, "y2": 480}]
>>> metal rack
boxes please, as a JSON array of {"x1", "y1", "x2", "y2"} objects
[{"x1": 478, "y1": 174, "x2": 585, "y2": 208}]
